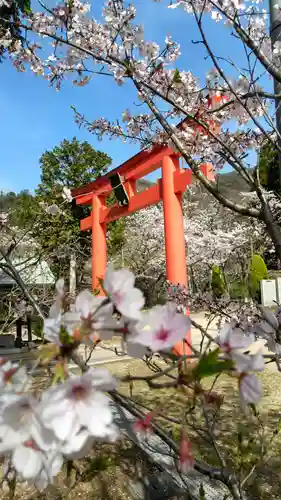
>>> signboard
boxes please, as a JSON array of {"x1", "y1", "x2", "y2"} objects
[{"x1": 260, "y1": 279, "x2": 277, "y2": 307}]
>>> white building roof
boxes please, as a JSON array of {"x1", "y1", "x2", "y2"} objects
[{"x1": 0, "y1": 257, "x2": 55, "y2": 286}]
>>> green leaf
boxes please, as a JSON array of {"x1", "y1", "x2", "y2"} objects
[
  {"x1": 173, "y1": 68, "x2": 182, "y2": 83},
  {"x1": 199, "y1": 483, "x2": 206, "y2": 500},
  {"x1": 23, "y1": 0, "x2": 32, "y2": 15},
  {"x1": 192, "y1": 348, "x2": 234, "y2": 380},
  {"x1": 52, "y1": 362, "x2": 66, "y2": 385},
  {"x1": 59, "y1": 326, "x2": 74, "y2": 346}
]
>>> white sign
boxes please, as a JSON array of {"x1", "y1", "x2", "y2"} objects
[
  {"x1": 276, "y1": 277, "x2": 281, "y2": 305},
  {"x1": 260, "y1": 279, "x2": 277, "y2": 307}
]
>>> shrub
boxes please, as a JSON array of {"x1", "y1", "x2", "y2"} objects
[
  {"x1": 229, "y1": 281, "x2": 248, "y2": 299},
  {"x1": 248, "y1": 254, "x2": 268, "y2": 300},
  {"x1": 211, "y1": 265, "x2": 226, "y2": 298}
]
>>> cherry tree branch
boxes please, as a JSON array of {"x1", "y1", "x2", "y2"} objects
[{"x1": 131, "y1": 80, "x2": 261, "y2": 218}]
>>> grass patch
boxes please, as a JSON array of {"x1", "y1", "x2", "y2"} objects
[
  {"x1": 13, "y1": 358, "x2": 281, "y2": 500},
  {"x1": 104, "y1": 359, "x2": 281, "y2": 500}
]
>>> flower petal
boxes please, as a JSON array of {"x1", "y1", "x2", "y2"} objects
[
  {"x1": 12, "y1": 446, "x2": 42, "y2": 479},
  {"x1": 240, "y1": 374, "x2": 262, "y2": 405}
]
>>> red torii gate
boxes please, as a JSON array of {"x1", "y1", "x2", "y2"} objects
[
  {"x1": 71, "y1": 151, "x2": 214, "y2": 356},
  {"x1": 72, "y1": 151, "x2": 214, "y2": 290},
  {"x1": 72, "y1": 105, "x2": 220, "y2": 355}
]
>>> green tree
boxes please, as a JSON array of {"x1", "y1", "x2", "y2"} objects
[
  {"x1": 258, "y1": 141, "x2": 280, "y2": 194},
  {"x1": 12, "y1": 138, "x2": 118, "y2": 282},
  {"x1": 0, "y1": 190, "x2": 17, "y2": 212},
  {"x1": 37, "y1": 137, "x2": 110, "y2": 196},
  {"x1": 9, "y1": 190, "x2": 34, "y2": 226}
]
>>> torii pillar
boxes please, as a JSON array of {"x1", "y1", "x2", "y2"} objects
[
  {"x1": 162, "y1": 155, "x2": 189, "y2": 355},
  {"x1": 91, "y1": 194, "x2": 107, "y2": 295},
  {"x1": 162, "y1": 155, "x2": 187, "y2": 287}
]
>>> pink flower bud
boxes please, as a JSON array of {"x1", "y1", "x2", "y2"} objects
[
  {"x1": 179, "y1": 430, "x2": 194, "y2": 473},
  {"x1": 134, "y1": 411, "x2": 154, "y2": 434}
]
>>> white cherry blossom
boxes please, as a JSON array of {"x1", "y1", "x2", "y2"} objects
[
  {"x1": 62, "y1": 186, "x2": 73, "y2": 202},
  {"x1": 239, "y1": 373, "x2": 262, "y2": 406},
  {"x1": 103, "y1": 267, "x2": 144, "y2": 320},
  {"x1": 0, "y1": 361, "x2": 28, "y2": 392},
  {"x1": 63, "y1": 289, "x2": 116, "y2": 339},
  {"x1": 12, "y1": 442, "x2": 63, "y2": 490},
  {"x1": 39, "y1": 369, "x2": 118, "y2": 442},
  {"x1": 60, "y1": 428, "x2": 94, "y2": 459},
  {"x1": 45, "y1": 204, "x2": 62, "y2": 216},
  {"x1": 218, "y1": 321, "x2": 255, "y2": 352},
  {"x1": 232, "y1": 349, "x2": 264, "y2": 374},
  {"x1": 0, "y1": 394, "x2": 45, "y2": 452},
  {"x1": 126, "y1": 340, "x2": 149, "y2": 359},
  {"x1": 43, "y1": 315, "x2": 63, "y2": 345},
  {"x1": 254, "y1": 307, "x2": 281, "y2": 354},
  {"x1": 130, "y1": 304, "x2": 190, "y2": 352}
]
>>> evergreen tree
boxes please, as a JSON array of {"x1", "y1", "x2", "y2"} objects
[
  {"x1": 258, "y1": 141, "x2": 280, "y2": 194},
  {"x1": 12, "y1": 138, "x2": 124, "y2": 282}
]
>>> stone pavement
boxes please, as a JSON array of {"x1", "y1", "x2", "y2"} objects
[{"x1": 111, "y1": 401, "x2": 228, "y2": 500}]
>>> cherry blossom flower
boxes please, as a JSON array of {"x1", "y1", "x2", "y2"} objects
[
  {"x1": 0, "y1": 362, "x2": 28, "y2": 392},
  {"x1": 239, "y1": 374, "x2": 262, "y2": 407},
  {"x1": 231, "y1": 350, "x2": 264, "y2": 407},
  {"x1": 0, "y1": 394, "x2": 44, "y2": 452},
  {"x1": 257, "y1": 307, "x2": 279, "y2": 334},
  {"x1": 217, "y1": 322, "x2": 258, "y2": 374},
  {"x1": 130, "y1": 304, "x2": 190, "y2": 352},
  {"x1": 254, "y1": 307, "x2": 281, "y2": 354},
  {"x1": 126, "y1": 340, "x2": 148, "y2": 359},
  {"x1": 12, "y1": 441, "x2": 63, "y2": 490},
  {"x1": 218, "y1": 321, "x2": 255, "y2": 353},
  {"x1": 43, "y1": 315, "x2": 63, "y2": 345},
  {"x1": 0, "y1": 0, "x2": 279, "y2": 485},
  {"x1": 45, "y1": 204, "x2": 62, "y2": 216},
  {"x1": 49, "y1": 278, "x2": 65, "y2": 318},
  {"x1": 63, "y1": 289, "x2": 116, "y2": 340},
  {"x1": 232, "y1": 349, "x2": 264, "y2": 374},
  {"x1": 103, "y1": 267, "x2": 144, "y2": 320},
  {"x1": 211, "y1": 10, "x2": 223, "y2": 22},
  {"x1": 43, "y1": 279, "x2": 71, "y2": 344},
  {"x1": 39, "y1": 369, "x2": 118, "y2": 442},
  {"x1": 60, "y1": 429, "x2": 95, "y2": 459},
  {"x1": 62, "y1": 186, "x2": 73, "y2": 202}
]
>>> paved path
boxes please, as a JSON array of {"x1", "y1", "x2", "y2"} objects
[{"x1": 0, "y1": 311, "x2": 277, "y2": 371}]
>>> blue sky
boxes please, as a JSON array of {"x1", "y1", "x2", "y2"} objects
[{"x1": 0, "y1": 0, "x2": 264, "y2": 193}]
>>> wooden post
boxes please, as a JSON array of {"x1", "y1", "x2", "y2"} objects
[
  {"x1": 15, "y1": 318, "x2": 23, "y2": 348},
  {"x1": 27, "y1": 315, "x2": 32, "y2": 344},
  {"x1": 162, "y1": 155, "x2": 190, "y2": 356},
  {"x1": 69, "y1": 252, "x2": 77, "y2": 297}
]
